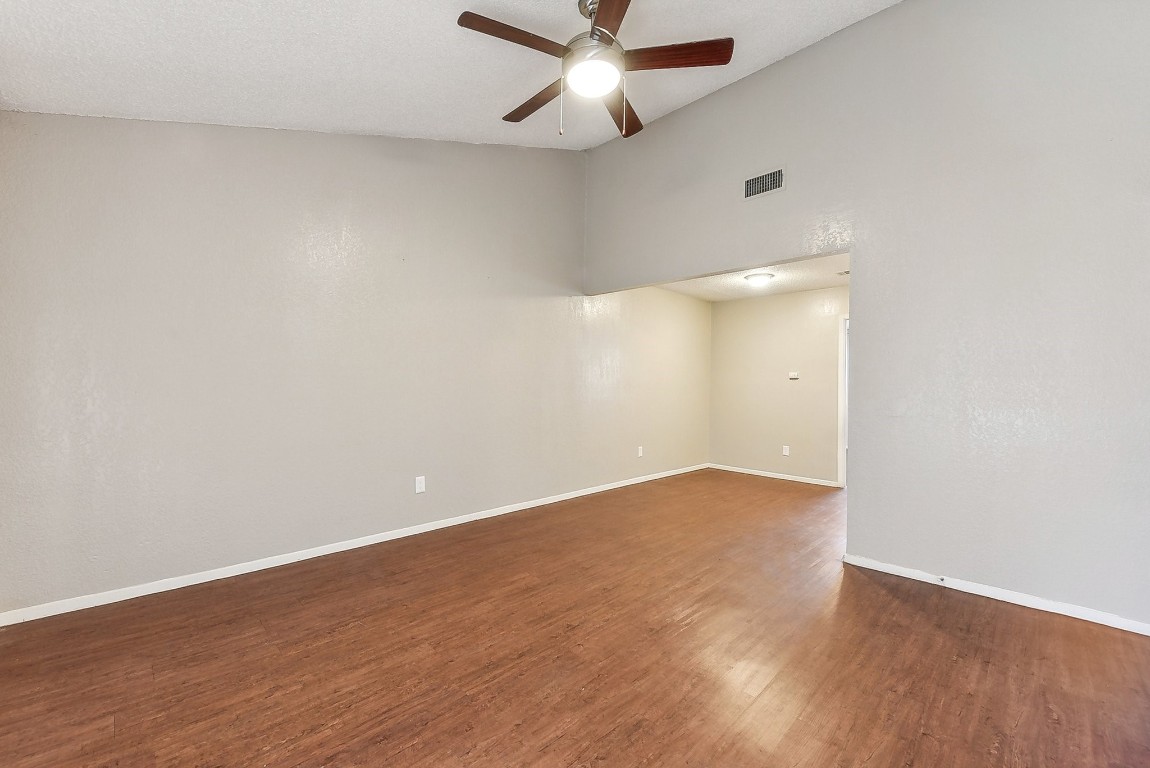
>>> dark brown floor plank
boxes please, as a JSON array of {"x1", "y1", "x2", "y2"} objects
[{"x1": 1, "y1": 469, "x2": 1148, "y2": 766}]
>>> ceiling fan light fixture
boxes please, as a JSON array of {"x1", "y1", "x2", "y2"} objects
[
  {"x1": 458, "y1": 2, "x2": 735, "y2": 138},
  {"x1": 563, "y1": 34, "x2": 624, "y2": 98},
  {"x1": 567, "y1": 59, "x2": 621, "y2": 97}
]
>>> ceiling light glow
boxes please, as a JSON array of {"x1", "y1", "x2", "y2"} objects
[
  {"x1": 745, "y1": 273, "x2": 775, "y2": 288},
  {"x1": 563, "y1": 35, "x2": 625, "y2": 99},
  {"x1": 566, "y1": 59, "x2": 621, "y2": 98}
]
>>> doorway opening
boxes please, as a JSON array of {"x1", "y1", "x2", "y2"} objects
[{"x1": 658, "y1": 252, "x2": 851, "y2": 488}]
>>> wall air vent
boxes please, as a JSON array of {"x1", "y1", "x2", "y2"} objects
[{"x1": 745, "y1": 168, "x2": 785, "y2": 199}]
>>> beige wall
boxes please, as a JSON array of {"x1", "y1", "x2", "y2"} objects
[
  {"x1": 710, "y1": 287, "x2": 847, "y2": 484},
  {"x1": 585, "y1": 0, "x2": 1150, "y2": 625},
  {"x1": 0, "y1": 112, "x2": 712, "y2": 614}
]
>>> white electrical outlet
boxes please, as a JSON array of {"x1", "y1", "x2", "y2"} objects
[
  {"x1": 637, "y1": 446, "x2": 644, "y2": 458},
  {"x1": 782, "y1": 446, "x2": 790, "y2": 456},
  {"x1": 415, "y1": 476, "x2": 426, "y2": 494}
]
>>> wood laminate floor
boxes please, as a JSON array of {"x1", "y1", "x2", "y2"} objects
[{"x1": 1, "y1": 469, "x2": 1148, "y2": 766}]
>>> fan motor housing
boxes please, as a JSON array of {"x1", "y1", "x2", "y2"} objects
[{"x1": 563, "y1": 32, "x2": 624, "y2": 78}]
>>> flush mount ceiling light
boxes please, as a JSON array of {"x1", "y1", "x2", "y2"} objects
[{"x1": 745, "y1": 273, "x2": 775, "y2": 288}]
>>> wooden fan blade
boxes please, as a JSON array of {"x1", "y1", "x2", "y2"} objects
[
  {"x1": 504, "y1": 79, "x2": 567, "y2": 123},
  {"x1": 592, "y1": 0, "x2": 632, "y2": 39},
  {"x1": 458, "y1": 11, "x2": 569, "y2": 58},
  {"x1": 604, "y1": 89, "x2": 644, "y2": 138},
  {"x1": 625, "y1": 38, "x2": 735, "y2": 71}
]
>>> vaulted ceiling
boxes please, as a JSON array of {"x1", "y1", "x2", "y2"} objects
[{"x1": 0, "y1": 0, "x2": 901, "y2": 150}]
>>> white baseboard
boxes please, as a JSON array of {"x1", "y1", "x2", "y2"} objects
[
  {"x1": 0, "y1": 464, "x2": 708, "y2": 628},
  {"x1": 707, "y1": 463, "x2": 843, "y2": 488},
  {"x1": 842, "y1": 553, "x2": 1150, "y2": 638}
]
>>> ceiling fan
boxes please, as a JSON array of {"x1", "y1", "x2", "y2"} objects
[{"x1": 458, "y1": 0, "x2": 735, "y2": 138}]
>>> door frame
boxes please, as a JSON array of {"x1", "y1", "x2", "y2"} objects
[{"x1": 837, "y1": 315, "x2": 850, "y2": 488}]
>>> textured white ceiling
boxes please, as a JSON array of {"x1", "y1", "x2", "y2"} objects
[
  {"x1": 660, "y1": 253, "x2": 850, "y2": 302},
  {"x1": 0, "y1": 0, "x2": 900, "y2": 150}
]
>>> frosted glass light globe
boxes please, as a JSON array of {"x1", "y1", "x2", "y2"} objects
[{"x1": 567, "y1": 59, "x2": 622, "y2": 98}]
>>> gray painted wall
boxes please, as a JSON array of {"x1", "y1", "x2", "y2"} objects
[
  {"x1": 586, "y1": 0, "x2": 1150, "y2": 624},
  {"x1": 0, "y1": 113, "x2": 712, "y2": 613}
]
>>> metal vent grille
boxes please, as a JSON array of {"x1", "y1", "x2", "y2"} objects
[{"x1": 745, "y1": 169, "x2": 784, "y2": 198}]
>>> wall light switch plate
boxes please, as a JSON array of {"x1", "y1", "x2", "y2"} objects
[
  {"x1": 415, "y1": 476, "x2": 426, "y2": 494},
  {"x1": 782, "y1": 446, "x2": 790, "y2": 456},
  {"x1": 637, "y1": 446, "x2": 644, "y2": 458}
]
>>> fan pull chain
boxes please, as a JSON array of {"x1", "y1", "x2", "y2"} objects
[{"x1": 559, "y1": 76, "x2": 565, "y2": 136}]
